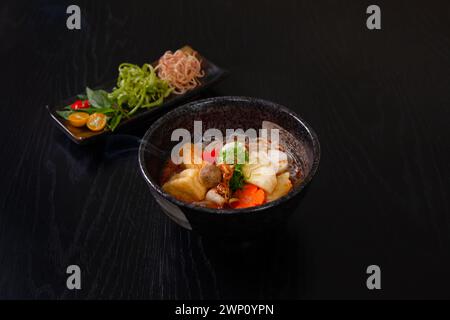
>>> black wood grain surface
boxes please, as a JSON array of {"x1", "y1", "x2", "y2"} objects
[{"x1": 0, "y1": 0, "x2": 449, "y2": 299}]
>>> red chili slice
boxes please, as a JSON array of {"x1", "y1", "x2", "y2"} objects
[
  {"x1": 70, "y1": 100, "x2": 83, "y2": 110},
  {"x1": 202, "y1": 149, "x2": 217, "y2": 163},
  {"x1": 82, "y1": 100, "x2": 90, "y2": 108},
  {"x1": 70, "y1": 100, "x2": 90, "y2": 110}
]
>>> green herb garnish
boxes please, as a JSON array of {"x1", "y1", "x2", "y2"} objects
[
  {"x1": 221, "y1": 142, "x2": 249, "y2": 192},
  {"x1": 86, "y1": 87, "x2": 112, "y2": 109},
  {"x1": 76, "y1": 94, "x2": 87, "y2": 100},
  {"x1": 59, "y1": 88, "x2": 123, "y2": 131},
  {"x1": 56, "y1": 110, "x2": 72, "y2": 120},
  {"x1": 220, "y1": 142, "x2": 248, "y2": 165},
  {"x1": 230, "y1": 163, "x2": 246, "y2": 192}
]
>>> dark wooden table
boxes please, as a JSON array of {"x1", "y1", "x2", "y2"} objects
[{"x1": 1, "y1": 0, "x2": 449, "y2": 299}]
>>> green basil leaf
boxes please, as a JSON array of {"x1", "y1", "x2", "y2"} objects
[
  {"x1": 86, "y1": 87, "x2": 112, "y2": 108},
  {"x1": 108, "y1": 114, "x2": 122, "y2": 132},
  {"x1": 82, "y1": 107, "x2": 116, "y2": 115},
  {"x1": 56, "y1": 110, "x2": 72, "y2": 120}
]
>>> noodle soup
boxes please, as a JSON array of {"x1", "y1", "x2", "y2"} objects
[
  {"x1": 139, "y1": 96, "x2": 320, "y2": 235},
  {"x1": 160, "y1": 127, "x2": 303, "y2": 210}
]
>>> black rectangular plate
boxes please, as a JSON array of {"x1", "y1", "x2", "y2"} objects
[{"x1": 47, "y1": 45, "x2": 227, "y2": 145}]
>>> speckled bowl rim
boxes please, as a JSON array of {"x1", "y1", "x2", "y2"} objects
[{"x1": 138, "y1": 96, "x2": 320, "y2": 215}]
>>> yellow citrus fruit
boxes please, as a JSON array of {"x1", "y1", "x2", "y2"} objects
[
  {"x1": 86, "y1": 113, "x2": 107, "y2": 131},
  {"x1": 68, "y1": 112, "x2": 89, "y2": 127}
]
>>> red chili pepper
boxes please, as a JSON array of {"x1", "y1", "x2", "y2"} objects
[
  {"x1": 82, "y1": 100, "x2": 90, "y2": 108},
  {"x1": 202, "y1": 149, "x2": 217, "y2": 163},
  {"x1": 70, "y1": 100, "x2": 90, "y2": 110},
  {"x1": 70, "y1": 100, "x2": 83, "y2": 110}
]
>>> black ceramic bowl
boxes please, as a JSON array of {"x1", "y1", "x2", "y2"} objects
[{"x1": 139, "y1": 96, "x2": 320, "y2": 238}]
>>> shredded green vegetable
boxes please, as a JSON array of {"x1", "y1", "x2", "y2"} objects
[
  {"x1": 58, "y1": 62, "x2": 174, "y2": 132},
  {"x1": 109, "y1": 63, "x2": 172, "y2": 116}
]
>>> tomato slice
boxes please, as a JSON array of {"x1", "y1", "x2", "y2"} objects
[
  {"x1": 68, "y1": 112, "x2": 89, "y2": 127},
  {"x1": 86, "y1": 113, "x2": 107, "y2": 131}
]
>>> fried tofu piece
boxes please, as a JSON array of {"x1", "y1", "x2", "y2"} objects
[
  {"x1": 179, "y1": 143, "x2": 203, "y2": 169},
  {"x1": 266, "y1": 172, "x2": 292, "y2": 202},
  {"x1": 162, "y1": 168, "x2": 207, "y2": 202}
]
